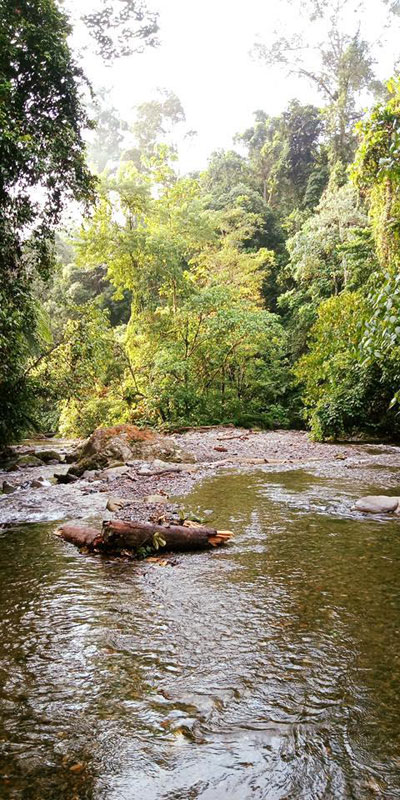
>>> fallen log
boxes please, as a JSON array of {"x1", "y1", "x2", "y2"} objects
[
  {"x1": 55, "y1": 524, "x2": 102, "y2": 548},
  {"x1": 56, "y1": 520, "x2": 233, "y2": 555},
  {"x1": 102, "y1": 519, "x2": 232, "y2": 551}
]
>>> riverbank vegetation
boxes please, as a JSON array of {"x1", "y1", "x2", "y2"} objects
[{"x1": 2, "y1": 0, "x2": 400, "y2": 445}]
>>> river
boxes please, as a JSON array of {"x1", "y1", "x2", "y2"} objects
[{"x1": 1, "y1": 449, "x2": 400, "y2": 798}]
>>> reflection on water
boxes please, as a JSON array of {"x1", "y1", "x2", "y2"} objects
[{"x1": 1, "y1": 469, "x2": 400, "y2": 798}]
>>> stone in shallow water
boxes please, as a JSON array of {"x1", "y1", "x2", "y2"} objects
[
  {"x1": 354, "y1": 495, "x2": 400, "y2": 514},
  {"x1": 2, "y1": 481, "x2": 18, "y2": 494},
  {"x1": 36, "y1": 450, "x2": 63, "y2": 463},
  {"x1": 16, "y1": 454, "x2": 44, "y2": 467}
]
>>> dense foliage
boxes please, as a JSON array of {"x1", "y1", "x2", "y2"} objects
[
  {"x1": 0, "y1": 0, "x2": 95, "y2": 445},
  {"x1": 3, "y1": 0, "x2": 400, "y2": 443},
  {"x1": 0, "y1": 0, "x2": 158, "y2": 446}
]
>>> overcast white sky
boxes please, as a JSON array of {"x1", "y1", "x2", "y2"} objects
[{"x1": 70, "y1": 0, "x2": 400, "y2": 174}]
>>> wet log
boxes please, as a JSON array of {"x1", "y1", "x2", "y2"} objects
[
  {"x1": 56, "y1": 520, "x2": 233, "y2": 554},
  {"x1": 102, "y1": 519, "x2": 233, "y2": 551},
  {"x1": 56, "y1": 524, "x2": 102, "y2": 548}
]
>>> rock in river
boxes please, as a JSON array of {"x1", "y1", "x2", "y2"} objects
[
  {"x1": 2, "y1": 481, "x2": 18, "y2": 494},
  {"x1": 36, "y1": 449, "x2": 63, "y2": 464},
  {"x1": 16, "y1": 454, "x2": 44, "y2": 467},
  {"x1": 354, "y1": 495, "x2": 400, "y2": 514}
]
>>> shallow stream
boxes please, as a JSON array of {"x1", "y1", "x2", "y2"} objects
[{"x1": 1, "y1": 465, "x2": 400, "y2": 798}]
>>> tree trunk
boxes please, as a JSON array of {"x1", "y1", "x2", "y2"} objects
[
  {"x1": 56, "y1": 520, "x2": 233, "y2": 554},
  {"x1": 56, "y1": 524, "x2": 102, "y2": 548}
]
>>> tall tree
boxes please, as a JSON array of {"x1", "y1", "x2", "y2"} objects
[
  {"x1": 122, "y1": 89, "x2": 188, "y2": 170},
  {"x1": 237, "y1": 101, "x2": 324, "y2": 211},
  {"x1": 0, "y1": 0, "x2": 97, "y2": 444},
  {"x1": 253, "y1": 0, "x2": 398, "y2": 165}
]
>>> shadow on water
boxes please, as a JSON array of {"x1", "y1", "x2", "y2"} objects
[{"x1": 1, "y1": 468, "x2": 400, "y2": 798}]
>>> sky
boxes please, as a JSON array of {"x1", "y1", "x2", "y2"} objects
[{"x1": 69, "y1": 0, "x2": 400, "y2": 174}]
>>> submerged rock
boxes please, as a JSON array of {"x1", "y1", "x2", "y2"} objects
[{"x1": 354, "y1": 495, "x2": 400, "y2": 514}]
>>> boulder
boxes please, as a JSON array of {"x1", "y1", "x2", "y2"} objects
[
  {"x1": 30, "y1": 477, "x2": 52, "y2": 489},
  {"x1": 82, "y1": 470, "x2": 100, "y2": 481},
  {"x1": 137, "y1": 459, "x2": 186, "y2": 476},
  {"x1": 2, "y1": 480, "x2": 18, "y2": 494},
  {"x1": 354, "y1": 495, "x2": 400, "y2": 514},
  {"x1": 5, "y1": 463, "x2": 18, "y2": 472},
  {"x1": 16, "y1": 454, "x2": 44, "y2": 467},
  {"x1": 70, "y1": 425, "x2": 196, "y2": 476},
  {"x1": 36, "y1": 450, "x2": 63, "y2": 464},
  {"x1": 99, "y1": 465, "x2": 130, "y2": 481},
  {"x1": 55, "y1": 472, "x2": 79, "y2": 484}
]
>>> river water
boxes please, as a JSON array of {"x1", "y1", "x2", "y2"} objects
[{"x1": 1, "y1": 464, "x2": 400, "y2": 799}]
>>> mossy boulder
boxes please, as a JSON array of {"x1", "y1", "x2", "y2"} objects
[
  {"x1": 36, "y1": 450, "x2": 63, "y2": 464},
  {"x1": 16, "y1": 454, "x2": 44, "y2": 467},
  {"x1": 69, "y1": 425, "x2": 196, "y2": 476}
]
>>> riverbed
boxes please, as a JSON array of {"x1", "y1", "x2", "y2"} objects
[{"x1": 1, "y1": 431, "x2": 400, "y2": 798}]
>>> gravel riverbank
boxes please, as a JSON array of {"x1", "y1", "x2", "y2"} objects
[{"x1": 1, "y1": 428, "x2": 400, "y2": 527}]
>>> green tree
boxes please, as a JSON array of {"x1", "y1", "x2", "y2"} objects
[
  {"x1": 0, "y1": 0, "x2": 95, "y2": 445},
  {"x1": 200, "y1": 149, "x2": 286, "y2": 309},
  {"x1": 280, "y1": 184, "x2": 376, "y2": 356},
  {"x1": 122, "y1": 90, "x2": 188, "y2": 171},
  {"x1": 352, "y1": 76, "x2": 400, "y2": 407},
  {"x1": 87, "y1": 89, "x2": 128, "y2": 173},
  {"x1": 254, "y1": 0, "x2": 396, "y2": 166},
  {"x1": 38, "y1": 303, "x2": 125, "y2": 437},
  {"x1": 295, "y1": 291, "x2": 400, "y2": 439},
  {"x1": 126, "y1": 286, "x2": 289, "y2": 427},
  {"x1": 237, "y1": 101, "x2": 325, "y2": 211},
  {"x1": 72, "y1": 150, "x2": 290, "y2": 430}
]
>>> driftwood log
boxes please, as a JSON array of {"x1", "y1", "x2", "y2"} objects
[
  {"x1": 57, "y1": 524, "x2": 102, "y2": 548},
  {"x1": 56, "y1": 519, "x2": 233, "y2": 554}
]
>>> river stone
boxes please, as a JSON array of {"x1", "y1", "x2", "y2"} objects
[
  {"x1": 99, "y1": 465, "x2": 130, "y2": 481},
  {"x1": 354, "y1": 495, "x2": 400, "y2": 514},
  {"x1": 16, "y1": 454, "x2": 44, "y2": 467},
  {"x1": 106, "y1": 497, "x2": 127, "y2": 512},
  {"x1": 82, "y1": 469, "x2": 100, "y2": 481},
  {"x1": 55, "y1": 472, "x2": 79, "y2": 484},
  {"x1": 30, "y1": 477, "x2": 52, "y2": 488},
  {"x1": 144, "y1": 494, "x2": 169, "y2": 504},
  {"x1": 36, "y1": 450, "x2": 63, "y2": 463},
  {"x1": 2, "y1": 480, "x2": 18, "y2": 494}
]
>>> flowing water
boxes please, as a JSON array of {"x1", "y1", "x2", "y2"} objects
[{"x1": 1, "y1": 465, "x2": 400, "y2": 799}]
